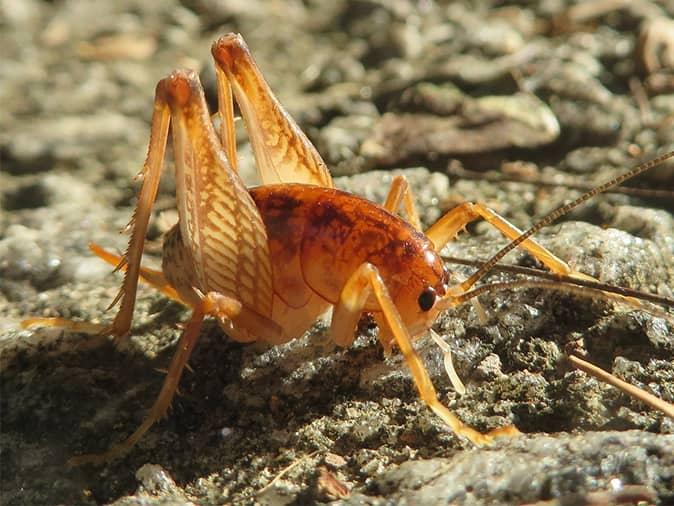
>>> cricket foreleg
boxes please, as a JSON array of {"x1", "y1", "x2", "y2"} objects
[{"x1": 331, "y1": 262, "x2": 520, "y2": 446}]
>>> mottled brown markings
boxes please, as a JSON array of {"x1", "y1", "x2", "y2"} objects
[
  {"x1": 312, "y1": 200, "x2": 355, "y2": 230},
  {"x1": 250, "y1": 189, "x2": 303, "y2": 235},
  {"x1": 309, "y1": 201, "x2": 356, "y2": 251},
  {"x1": 248, "y1": 185, "x2": 446, "y2": 315},
  {"x1": 246, "y1": 184, "x2": 446, "y2": 320}
]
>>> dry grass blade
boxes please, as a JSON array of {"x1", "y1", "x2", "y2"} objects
[
  {"x1": 258, "y1": 451, "x2": 320, "y2": 494},
  {"x1": 568, "y1": 355, "x2": 674, "y2": 419}
]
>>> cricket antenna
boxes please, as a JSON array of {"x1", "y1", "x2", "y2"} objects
[
  {"x1": 442, "y1": 255, "x2": 674, "y2": 309},
  {"x1": 458, "y1": 149, "x2": 674, "y2": 291}
]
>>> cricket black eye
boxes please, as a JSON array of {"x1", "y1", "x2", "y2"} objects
[{"x1": 417, "y1": 287, "x2": 436, "y2": 312}]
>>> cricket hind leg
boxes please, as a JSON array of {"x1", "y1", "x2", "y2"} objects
[
  {"x1": 69, "y1": 291, "x2": 242, "y2": 466},
  {"x1": 330, "y1": 262, "x2": 520, "y2": 446},
  {"x1": 23, "y1": 84, "x2": 175, "y2": 342},
  {"x1": 21, "y1": 243, "x2": 186, "y2": 335},
  {"x1": 211, "y1": 33, "x2": 334, "y2": 189}
]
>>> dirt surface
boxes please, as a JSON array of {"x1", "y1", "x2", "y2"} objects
[{"x1": 1, "y1": 1, "x2": 674, "y2": 505}]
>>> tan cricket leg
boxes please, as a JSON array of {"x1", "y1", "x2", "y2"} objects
[
  {"x1": 25, "y1": 76, "x2": 205, "y2": 342},
  {"x1": 211, "y1": 34, "x2": 334, "y2": 188},
  {"x1": 332, "y1": 263, "x2": 468, "y2": 395},
  {"x1": 382, "y1": 175, "x2": 422, "y2": 231},
  {"x1": 21, "y1": 243, "x2": 186, "y2": 333},
  {"x1": 330, "y1": 263, "x2": 375, "y2": 348},
  {"x1": 106, "y1": 86, "x2": 173, "y2": 343},
  {"x1": 214, "y1": 64, "x2": 238, "y2": 172},
  {"x1": 425, "y1": 202, "x2": 594, "y2": 292},
  {"x1": 20, "y1": 317, "x2": 110, "y2": 335},
  {"x1": 69, "y1": 291, "x2": 242, "y2": 466},
  {"x1": 89, "y1": 242, "x2": 185, "y2": 304},
  {"x1": 331, "y1": 262, "x2": 520, "y2": 446},
  {"x1": 229, "y1": 306, "x2": 288, "y2": 345}
]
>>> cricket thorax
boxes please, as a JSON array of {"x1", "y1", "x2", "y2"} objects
[{"x1": 251, "y1": 184, "x2": 447, "y2": 311}]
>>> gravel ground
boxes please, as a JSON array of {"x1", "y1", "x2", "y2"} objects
[{"x1": 1, "y1": 1, "x2": 674, "y2": 505}]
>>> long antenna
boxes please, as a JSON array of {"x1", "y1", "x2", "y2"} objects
[
  {"x1": 442, "y1": 278, "x2": 674, "y2": 323},
  {"x1": 443, "y1": 255, "x2": 674, "y2": 308},
  {"x1": 459, "y1": 150, "x2": 674, "y2": 291}
]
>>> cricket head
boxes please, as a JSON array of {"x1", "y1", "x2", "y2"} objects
[{"x1": 384, "y1": 239, "x2": 451, "y2": 339}]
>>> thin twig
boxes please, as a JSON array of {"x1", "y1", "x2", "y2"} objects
[
  {"x1": 258, "y1": 450, "x2": 320, "y2": 494},
  {"x1": 568, "y1": 355, "x2": 674, "y2": 419}
]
